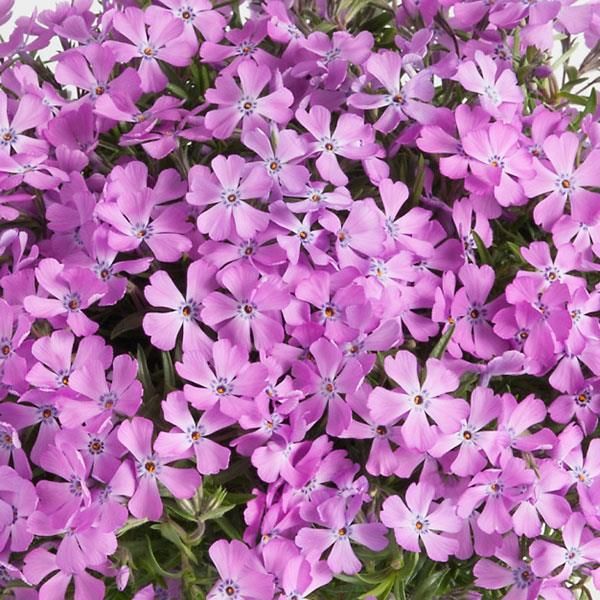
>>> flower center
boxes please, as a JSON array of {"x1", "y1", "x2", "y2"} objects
[
  {"x1": 413, "y1": 394, "x2": 423, "y2": 405},
  {"x1": 375, "y1": 425, "x2": 387, "y2": 436},
  {"x1": 88, "y1": 438, "x2": 104, "y2": 454},
  {"x1": 145, "y1": 461, "x2": 156, "y2": 472},
  {"x1": 1, "y1": 344, "x2": 10, "y2": 356}
]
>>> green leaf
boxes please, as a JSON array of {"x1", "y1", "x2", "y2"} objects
[
  {"x1": 167, "y1": 82, "x2": 189, "y2": 100},
  {"x1": 111, "y1": 312, "x2": 144, "y2": 340},
  {"x1": 155, "y1": 521, "x2": 198, "y2": 564},
  {"x1": 472, "y1": 230, "x2": 492, "y2": 266},
  {"x1": 162, "y1": 351, "x2": 176, "y2": 392},
  {"x1": 117, "y1": 517, "x2": 148, "y2": 537},
  {"x1": 411, "y1": 154, "x2": 426, "y2": 204},
  {"x1": 360, "y1": 574, "x2": 395, "y2": 599},
  {"x1": 144, "y1": 536, "x2": 182, "y2": 579},
  {"x1": 136, "y1": 345, "x2": 155, "y2": 399},
  {"x1": 429, "y1": 324, "x2": 455, "y2": 360}
]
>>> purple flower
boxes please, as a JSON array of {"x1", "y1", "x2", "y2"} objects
[
  {"x1": 109, "y1": 8, "x2": 194, "y2": 92},
  {"x1": 23, "y1": 258, "x2": 106, "y2": 336},
  {"x1": 155, "y1": 391, "x2": 233, "y2": 475},
  {"x1": 207, "y1": 539, "x2": 274, "y2": 600},
  {"x1": 296, "y1": 105, "x2": 378, "y2": 186},
  {"x1": 117, "y1": 417, "x2": 201, "y2": 521},
  {"x1": 143, "y1": 259, "x2": 216, "y2": 352},
  {"x1": 296, "y1": 498, "x2": 388, "y2": 575},
  {"x1": 205, "y1": 61, "x2": 293, "y2": 139},
  {"x1": 0, "y1": 90, "x2": 49, "y2": 155},
  {"x1": 369, "y1": 351, "x2": 468, "y2": 451},
  {"x1": 380, "y1": 481, "x2": 461, "y2": 561},
  {"x1": 187, "y1": 155, "x2": 271, "y2": 241}
]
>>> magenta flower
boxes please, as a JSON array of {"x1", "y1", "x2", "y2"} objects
[
  {"x1": 147, "y1": 0, "x2": 227, "y2": 44},
  {"x1": 456, "y1": 51, "x2": 523, "y2": 120},
  {"x1": 0, "y1": 90, "x2": 49, "y2": 155},
  {"x1": 429, "y1": 387, "x2": 500, "y2": 476},
  {"x1": 207, "y1": 539, "x2": 274, "y2": 600},
  {"x1": 242, "y1": 127, "x2": 309, "y2": 197},
  {"x1": 155, "y1": 392, "x2": 233, "y2": 476},
  {"x1": 176, "y1": 338, "x2": 267, "y2": 418},
  {"x1": 473, "y1": 534, "x2": 542, "y2": 598},
  {"x1": 523, "y1": 131, "x2": 600, "y2": 229},
  {"x1": 0, "y1": 465, "x2": 37, "y2": 552},
  {"x1": 143, "y1": 259, "x2": 216, "y2": 352},
  {"x1": 117, "y1": 417, "x2": 201, "y2": 521},
  {"x1": 202, "y1": 262, "x2": 290, "y2": 352},
  {"x1": 293, "y1": 337, "x2": 363, "y2": 436},
  {"x1": 205, "y1": 61, "x2": 293, "y2": 139},
  {"x1": 296, "y1": 498, "x2": 388, "y2": 575},
  {"x1": 530, "y1": 512, "x2": 600, "y2": 579},
  {"x1": 369, "y1": 351, "x2": 468, "y2": 452},
  {"x1": 59, "y1": 354, "x2": 142, "y2": 429},
  {"x1": 380, "y1": 481, "x2": 461, "y2": 562},
  {"x1": 23, "y1": 258, "x2": 106, "y2": 336},
  {"x1": 187, "y1": 155, "x2": 271, "y2": 241},
  {"x1": 450, "y1": 263, "x2": 507, "y2": 359},
  {"x1": 348, "y1": 51, "x2": 435, "y2": 132},
  {"x1": 109, "y1": 8, "x2": 194, "y2": 92},
  {"x1": 463, "y1": 122, "x2": 535, "y2": 206},
  {"x1": 296, "y1": 105, "x2": 378, "y2": 186},
  {"x1": 457, "y1": 455, "x2": 535, "y2": 534},
  {"x1": 95, "y1": 190, "x2": 192, "y2": 263}
]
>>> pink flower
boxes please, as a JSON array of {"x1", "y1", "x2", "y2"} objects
[
  {"x1": 109, "y1": 8, "x2": 194, "y2": 92},
  {"x1": 187, "y1": 155, "x2": 271, "y2": 241},
  {"x1": 205, "y1": 61, "x2": 293, "y2": 139},
  {"x1": 456, "y1": 51, "x2": 523, "y2": 120},
  {"x1": 117, "y1": 417, "x2": 201, "y2": 521},
  {"x1": 155, "y1": 392, "x2": 233, "y2": 476},
  {"x1": 295, "y1": 499, "x2": 388, "y2": 575},
  {"x1": 176, "y1": 338, "x2": 267, "y2": 418},
  {"x1": 143, "y1": 259, "x2": 217, "y2": 352},
  {"x1": 296, "y1": 105, "x2": 378, "y2": 186},
  {"x1": 207, "y1": 539, "x2": 274, "y2": 600},
  {"x1": 202, "y1": 262, "x2": 290, "y2": 352},
  {"x1": 369, "y1": 350, "x2": 468, "y2": 452},
  {"x1": 380, "y1": 481, "x2": 461, "y2": 561},
  {"x1": 23, "y1": 258, "x2": 106, "y2": 336},
  {"x1": 0, "y1": 90, "x2": 49, "y2": 155},
  {"x1": 523, "y1": 131, "x2": 600, "y2": 229}
]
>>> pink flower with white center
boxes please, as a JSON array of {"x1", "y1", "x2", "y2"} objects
[
  {"x1": 143, "y1": 259, "x2": 217, "y2": 353},
  {"x1": 147, "y1": 0, "x2": 227, "y2": 45},
  {"x1": 23, "y1": 258, "x2": 107, "y2": 336},
  {"x1": 35, "y1": 439, "x2": 91, "y2": 528},
  {"x1": 524, "y1": 131, "x2": 600, "y2": 230},
  {"x1": 205, "y1": 61, "x2": 294, "y2": 140},
  {"x1": 380, "y1": 481, "x2": 461, "y2": 562},
  {"x1": 117, "y1": 417, "x2": 201, "y2": 521},
  {"x1": 319, "y1": 198, "x2": 386, "y2": 270},
  {"x1": 0, "y1": 465, "x2": 37, "y2": 553},
  {"x1": 457, "y1": 455, "x2": 535, "y2": 535},
  {"x1": 294, "y1": 268, "x2": 366, "y2": 343},
  {"x1": 462, "y1": 122, "x2": 535, "y2": 207},
  {"x1": 292, "y1": 337, "x2": 363, "y2": 436},
  {"x1": 456, "y1": 51, "x2": 523, "y2": 120},
  {"x1": 295, "y1": 498, "x2": 388, "y2": 575},
  {"x1": 155, "y1": 392, "x2": 233, "y2": 476},
  {"x1": 348, "y1": 51, "x2": 436, "y2": 132},
  {"x1": 95, "y1": 189, "x2": 193, "y2": 263},
  {"x1": 207, "y1": 539, "x2": 274, "y2": 600},
  {"x1": 530, "y1": 512, "x2": 600, "y2": 580},
  {"x1": 242, "y1": 127, "x2": 309, "y2": 197},
  {"x1": 187, "y1": 155, "x2": 271, "y2": 241},
  {"x1": 176, "y1": 338, "x2": 268, "y2": 419},
  {"x1": 368, "y1": 350, "x2": 468, "y2": 452},
  {"x1": 0, "y1": 90, "x2": 49, "y2": 155},
  {"x1": 295, "y1": 105, "x2": 379, "y2": 186},
  {"x1": 429, "y1": 387, "x2": 500, "y2": 477},
  {"x1": 109, "y1": 8, "x2": 195, "y2": 93},
  {"x1": 550, "y1": 380, "x2": 600, "y2": 436},
  {"x1": 57, "y1": 354, "x2": 141, "y2": 430},
  {"x1": 202, "y1": 262, "x2": 290, "y2": 352},
  {"x1": 450, "y1": 263, "x2": 508, "y2": 360}
]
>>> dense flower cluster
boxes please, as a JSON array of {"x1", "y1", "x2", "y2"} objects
[{"x1": 0, "y1": 0, "x2": 599, "y2": 598}]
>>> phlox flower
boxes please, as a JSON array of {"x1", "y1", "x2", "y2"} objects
[
  {"x1": 117, "y1": 417, "x2": 201, "y2": 521},
  {"x1": 380, "y1": 481, "x2": 461, "y2": 562}
]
